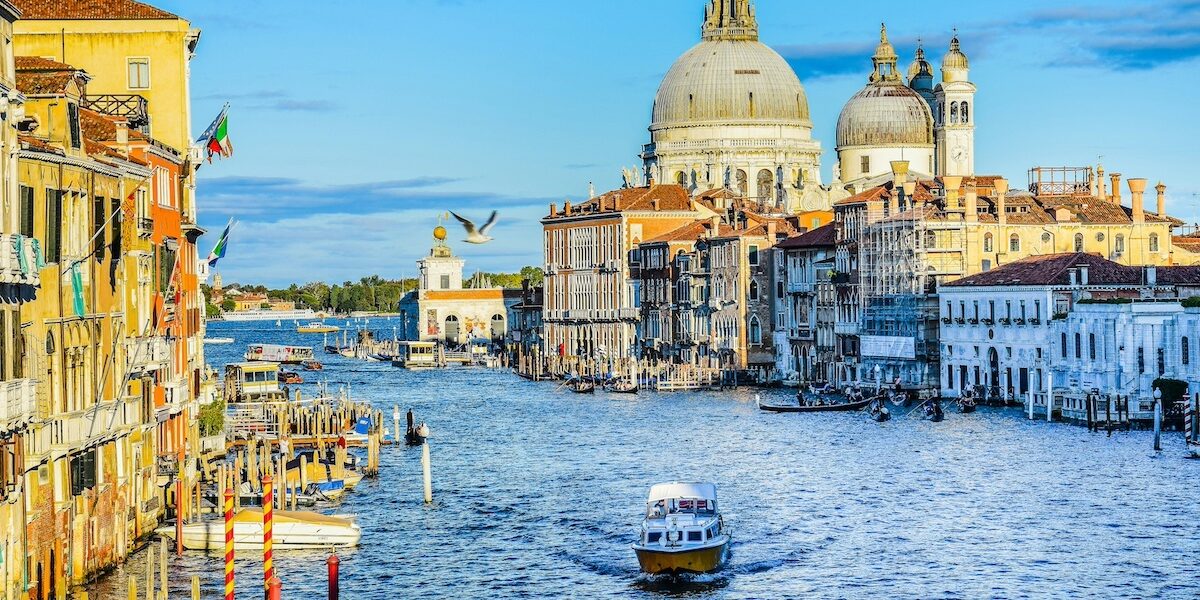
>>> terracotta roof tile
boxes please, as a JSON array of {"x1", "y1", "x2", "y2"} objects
[
  {"x1": 777, "y1": 222, "x2": 836, "y2": 249},
  {"x1": 554, "y1": 185, "x2": 695, "y2": 218},
  {"x1": 18, "y1": 134, "x2": 63, "y2": 155},
  {"x1": 12, "y1": 0, "x2": 177, "y2": 20},
  {"x1": 14, "y1": 56, "x2": 72, "y2": 71},
  {"x1": 944, "y1": 252, "x2": 1200, "y2": 287},
  {"x1": 643, "y1": 220, "x2": 734, "y2": 244}
]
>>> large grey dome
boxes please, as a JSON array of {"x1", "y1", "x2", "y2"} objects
[
  {"x1": 651, "y1": 39, "x2": 811, "y2": 128},
  {"x1": 836, "y1": 83, "x2": 934, "y2": 148}
]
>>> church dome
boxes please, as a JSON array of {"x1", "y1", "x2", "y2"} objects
[
  {"x1": 836, "y1": 24, "x2": 933, "y2": 149},
  {"x1": 941, "y1": 34, "x2": 969, "y2": 75},
  {"x1": 651, "y1": 1, "x2": 810, "y2": 128},
  {"x1": 906, "y1": 44, "x2": 933, "y2": 87}
]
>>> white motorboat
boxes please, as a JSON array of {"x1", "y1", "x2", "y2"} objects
[
  {"x1": 204, "y1": 337, "x2": 235, "y2": 344},
  {"x1": 156, "y1": 509, "x2": 361, "y2": 551},
  {"x1": 632, "y1": 482, "x2": 730, "y2": 575}
]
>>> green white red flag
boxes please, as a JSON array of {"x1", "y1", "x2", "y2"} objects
[{"x1": 200, "y1": 105, "x2": 233, "y2": 163}]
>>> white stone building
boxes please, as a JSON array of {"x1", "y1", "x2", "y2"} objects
[{"x1": 398, "y1": 232, "x2": 508, "y2": 347}]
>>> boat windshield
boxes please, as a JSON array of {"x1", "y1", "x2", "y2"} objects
[{"x1": 645, "y1": 497, "x2": 716, "y2": 518}]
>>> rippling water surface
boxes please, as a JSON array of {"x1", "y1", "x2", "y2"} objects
[{"x1": 88, "y1": 320, "x2": 1200, "y2": 599}]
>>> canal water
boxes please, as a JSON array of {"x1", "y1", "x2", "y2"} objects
[{"x1": 88, "y1": 319, "x2": 1200, "y2": 599}]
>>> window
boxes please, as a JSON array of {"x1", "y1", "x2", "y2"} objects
[
  {"x1": 1041, "y1": 232, "x2": 1052, "y2": 245},
  {"x1": 110, "y1": 199, "x2": 123, "y2": 257},
  {"x1": 961, "y1": 101, "x2": 969, "y2": 123},
  {"x1": 983, "y1": 233, "x2": 993, "y2": 253},
  {"x1": 93, "y1": 197, "x2": 106, "y2": 261},
  {"x1": 70, "y1": 449, "x2": 97, "y2": 496},
  {"x1": 776, "y1": 281, "x2": 784, "y2": 298},
  {"x1": 950, "y1": 101, "x2": 959, "y2": 124},
  {"x1": 1115, "y1": 234, "x2": 1125, "y2": 253},
  {"x1": 749, "y1": 317, "x2": 762, "y2": 344},
  {"x1": 1089, "y1": 333, "x2": 1096, "y2": 360},
  {"x1": 1157, "y1": 348, "x2": 1165, "y2": 375},
  {"x1": 647, "y1": 532, "x2": 662, "y2": 544},
  {"x1": 1009, "y1": 234, "x2": 1020, "y2": 252},
  {"x1": 19, "y1": 186, "x2": 33, "y2": 237},
  {"x1": 860, "y1": 155, "x2": 870, "y2": 175},
  {"x1": 45, "y1": 189, "x2": 62, "y2": 263},
  {"x1": 749, "y1": 281, "x2": 759, "y2": 301},
  {"x1": 127, "y1": 57, "x2": 150, "y2": 89},
  {"x1": 1137, "y1": 347, "x2": 1145, "y2": 373},
  {"x1": 1061, "y1": 333, "x2": 1067, "y2": 358},
  {"x1": 1184, "y1": 337, "x2": 1191, "y2": 366},
  {"x1": 687, "y1": 531, "x2": 702, "y2": 542},
  {"x1": 1149, "y1": 233, "x2": 1160, "y2": 252},
  {"x1": 1074, "y1": 333, "x2": 1081, "y2": 359},
  {"x1": 748, "y1": 245, "x2": 759, "y2": 266},
  {"x1": 67, "y1": 102, "x2": 81, "y2": 149},
  {"x1": 1074, "y1": 233, "x2": 1084, "y2": 252},
  {"x1": 439, "y1": 274, "x2": 450, "y2": 289}
]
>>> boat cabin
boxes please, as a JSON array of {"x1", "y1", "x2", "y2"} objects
[
  {"x1": 640, "y1": 482, "x2": 723, "y2": 546},
  {"x1": 245, "y1": 344, "x2": 315, "y2": 364},
  {"x1": 396, "y1": 341, "x2": 437, "y2": 369},
  {"x1": 224, "y1": 363, "x2": 287, "y2": 403}
]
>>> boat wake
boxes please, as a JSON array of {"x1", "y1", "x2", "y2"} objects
[{"x1": 632, "y1": 571, "x2": 731, "y2": 594}]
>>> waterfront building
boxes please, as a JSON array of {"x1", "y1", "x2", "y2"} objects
[
  {"x1": 541, "y1": 185, "x2": 713, "y2": 363},
  {"x1": 643, "y1": 0, "x2": 839, "y2": 217},
  {"x1": 0, "y1": 3, "x2": 31, "y2": 598},
  {"x1": 398, "y1": 230, "x2": 508, "y2": 347},
  {"x1": 507, "y1": 279, "x2": 544, "y2": 362},
  {"x1": 775, "y1": 223, "x2": 837, "y2": 382},
  {"x1": 937, "y1": 253, "x2": 1200, "y2": 418}
]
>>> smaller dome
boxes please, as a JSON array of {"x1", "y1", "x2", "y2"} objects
[
  {"x1": 836, "y1": 85, "x2": 934, "y2": 148},
  {"x1": 942, "y1": 34, "x2": 969, "y2": 71},
  {"x1": 906, "y1": 43, "x2": 933, "y2": 85}
]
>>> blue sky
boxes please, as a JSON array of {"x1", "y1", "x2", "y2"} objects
[{"x1": 165, "y1": 0, "x2": 1200, "y2": 287}]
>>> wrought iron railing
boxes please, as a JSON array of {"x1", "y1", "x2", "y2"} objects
[{"x1": 82, "y1": 95, "x2": 150, "y2": 131}]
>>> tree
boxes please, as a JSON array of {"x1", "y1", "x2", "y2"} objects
[{"x1": 220, "y1": 299, "x2": 236, "y2": 312}]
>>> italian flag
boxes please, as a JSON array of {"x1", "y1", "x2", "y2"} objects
[{"x1": 201, "y1": 105, "x2": 233, "y2": 163}]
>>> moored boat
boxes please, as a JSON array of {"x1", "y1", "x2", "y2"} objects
[
  {"x1": 568, "y1": 379, "x2": 595, "y2": 394},
  {"x1": 301, "y1": 359, "x2": 324, "y2": 371},
  {"x1": 297, "y1": 321, "x2": 340, "y2": 334},
  {"x1": 204, "y1": 337, "x2": 235, "y2": 344},
  {"x1": 156, "y1": 509, "x2": 361, "y2": 550},
  {"x1": 632, "y1": 482, "x2": 729, "y2": 575},
  {"x1": 605, "y1": 380, "x2": 638, "y2": 394},
  {"x1": 245, "y1": 344, "x2": 315, "y2": 364},
  {"x1": 758, "y1": 395, "x2": 873, "y2": 413},
  {"x1": 277, "y1": 370, "x2": 303, "y2": 385}
]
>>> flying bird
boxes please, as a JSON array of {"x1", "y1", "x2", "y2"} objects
[{"x1": 449, "y1": 210, "x2": 498, "y2": 244}]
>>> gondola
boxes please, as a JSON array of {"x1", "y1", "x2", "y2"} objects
[
  {"x1": 301, "y1": 359, "x2": 324, "y2": 371},
  {"x1": 926, "y1": 400, "x2": 946, "y2": 422},
  {"x1": 869, "y1": 397, "x2": 891, "y2": 422},
  {"x1": 568, "y1": 380, "x2": 596, "y2": 394},
  {"x1": 758, "y1": 395, "x2": 873, "y2": 413},
  {"x1": 958, "y1": 397, "x2": 977, "y2": 413},
  {"x1": 324, "y1": 345, "x2": 347, "y2": 355},
  {"x1": 605, "y1": 381, "x2": 639, "y2": 394}
]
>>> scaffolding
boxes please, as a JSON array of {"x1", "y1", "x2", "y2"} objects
[{"x1": 1028, "y1": 166, "x2": 1093, "y2": 197}]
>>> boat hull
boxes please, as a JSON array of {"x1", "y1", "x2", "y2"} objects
[
  {"x1": 634, "y1": 541, "x2": 728, "y2": 575},
  {"x1": 158, "y1": 518, "x2": 361, "y2": 551},
  {"x1": 759, "y1": 397, "x2": 874, "y2": 412}
]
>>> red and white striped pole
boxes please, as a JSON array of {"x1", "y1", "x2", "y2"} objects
[
  {"x1": 263, "y1": 474, "x2": 275, "y2": 593},
  {"x1": 1186, "y1": 393, "x2": 1196, "y2": 445},
  {"x1": 224, "y1": 485, "x2": 235, "y2": 600}
]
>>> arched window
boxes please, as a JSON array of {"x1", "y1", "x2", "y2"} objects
[
  {"x1": 1184, "y1": 336, "x2": 1191, "y2": 366},
  {"x1": 749, "y1": 280, "x2": 759, "y2": 301},
  {"x1": 1074, "y1": 233, "x2": 1084, "y2": 252},
  {"x1": 675, "y1": 171, "x2": 687, "y2": 187},
  {"x1": 688, "y1": 94, "x2": 695, "y2": 119},
  {"x1": 1149, "y1": 233, "x2": 1160, "y2": 252},
  {"x1": 938, "y1": 101, "x2": 945, "y2": 125},
  {"x1": 490, "y1": 314, "x2": 505, "y2": 341},
  {"x1": 757, "y1": 169, "x2": 773, "y2": 203},
  {"x1": 736, "y1": 169, "x2": 748, "y2": 196},
  {"x1": 1089, "y1": 333, "x2": 1096, "y2": 360},
  {"x1": 950, "y1": 101, "x2": 959, "y2": 124},
  {"x1": 983, "y1": 233, "x2": 993, "y2": 253},
  {"x1": 1115, "y1": 234, "x2": 1125, "y2": 253},
  {"x1": 1041, "y1": 232, "x2": 1053, "y2": 247},
  {"x1": 749, "y1": 316, "x2": 762, "y2": 345},
  {"x1": 1009, "y1": 234, "x2": 1020, "y2": 252},
  {"x1": 748, "y1": 92, "x2": 755, "y2": 118},
  {"x1": 961, "y1": 101, "x2": 969, "y2": 123}
]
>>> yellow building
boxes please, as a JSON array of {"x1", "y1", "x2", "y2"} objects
[
  {"x1": 15, "y1": 55, "x2": 159, "y2": 598},
  {"x1": 13, "y1": 0, "x2": 200, "y2": 153}
]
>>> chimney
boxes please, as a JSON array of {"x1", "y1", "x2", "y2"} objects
[
  {"x1": 994, "y1": 177, "x2": 1009, "y2": 227},
  {"x1": 1146, "y1": 265, "x2": 1157, "y2": 287},
  {"x1": 1069, "y1": 268, "x2": 1078, "y2": 286},
  {"x1": 890, "y1": 160, "x2": 910, "y2": 182},
  {"x1": 651, "y1": 198, "x2": 660, "y2": 211},
  {"x1": 1078, "y1": 264, "x2": 1089, "y2": 285},
  {"x1": 767, "y1": 221, "x2": 777, "y2": 243},
  {"x1": 548, "y1": 203, "x2": 557, "y2": 217},
  {"x1": 1110, "y1": 172, "x2": 1121, "y2": 204},
  {"x1": 564, "y1": 200, "x2": 572, "y2": 215},
  {"x1": 964, "y1": 180, "x2": 978, "y2": 223},
  {"x1": 942, "y1": 175, "x2": 962, "y2": 210},
  {"x1": 1128, "y1": 178, "x2": 1146, "y2": 224},
  {"x1": 1155, "y1": 181, "x2": 1167, "y2": 216},
  {"x1": 710, "y1": 215, "x2": 720, "y2": 236},
  {"x1": 1097, "y1": 164, "x2": 1106, "y2": 198}
]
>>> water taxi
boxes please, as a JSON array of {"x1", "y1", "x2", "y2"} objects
[
  {"x1": 297, "y1": 321, "x2": 339, "y2": 334},
  {"x1": 156, "y1": 509, "x2": 361, "y2": 550},
  {"x1": 632, "y1": 482, "x2": 730, "y2": 575},
  {"x1": 245, "y1": 344, "x2": 315, "y2": 364},
  {"x1": 223, "y1": 363, "x2": 288, "y2": 404},
  {"x1": 391, "y1": 341, "x2": 438, "y2": 369}
]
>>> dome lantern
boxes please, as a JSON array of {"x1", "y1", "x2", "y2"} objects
[
  {"x1": 941, "y1": 31, "x2": 970, "y2": 81},
  {"x1": 869, "y1": 24, "x2": 901, "y2": 84},
  {"x1": 907, "y1": 41, "x2": 933, "y2": 85},
  {"x1": 702, "y1": 0, "x2": 758, "y2": 41}
]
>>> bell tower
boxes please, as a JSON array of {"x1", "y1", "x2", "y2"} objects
[{"x1": 934, "y1": 33, "x2": 976, "y2": 177}]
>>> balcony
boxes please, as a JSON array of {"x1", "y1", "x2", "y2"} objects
[
  {"x1": 0, "y1": 234, "x2": 41, "y2": 287},
  {"x1": 160, "y1": 378, "x2": 190, "y2": 413},
  {"x1": 834, "y1": 322, "x2": 860, "y2": 336},
  {"x1": 616, "y1": 308, "x2": 640, "y2": 320},
  {"x1": 127, "y1": 337, "x2": 171, "y2": 373},
  {"x1": 48, "y1": 397, "x2": 142, "y2": 451},
  {"x1": 0, "y1": 379, "x2": 37, "y2": 431},
  {"x1": 788, "y1": 281, "x2": 815, "y2": 294},
  {"x1": 83, "y1": 94, "x2": 150, "y2": 131},
  {"x1": 137, "y1": 217, "x2": 154, "y2": 237}
]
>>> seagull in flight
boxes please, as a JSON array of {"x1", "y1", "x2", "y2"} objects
[{"x1": 449, "y1": 210, "x2": 498, "y2": 244}]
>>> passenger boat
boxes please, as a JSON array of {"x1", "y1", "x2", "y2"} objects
[
  {"x1": 301, "y1": 359, "x2": 324, "y2": 371},
  {"x1": 568, "y1": 379, "x2": 595, "y2": 394},
  {"x1": 204, "y1": 337, "x2": 235, "y2": 344},
  {"x1": 758, "y1": 395, "x2": 873, "y2": 413},
  {"x1": 223, "y1": 363, "x2": 288, "y2": 404},
  {"x1": 297, "y1": 322, "x2": 339, "y2": 334},
  {"x1": 632, "y1": 482, "x2": 730, "y2": 575},
  {"x1": 245, "y1": 344, "x2": 315, "y2": 364},
  {"x1": 156, "y1": 509, "x2": 361, "y2": 550}
]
